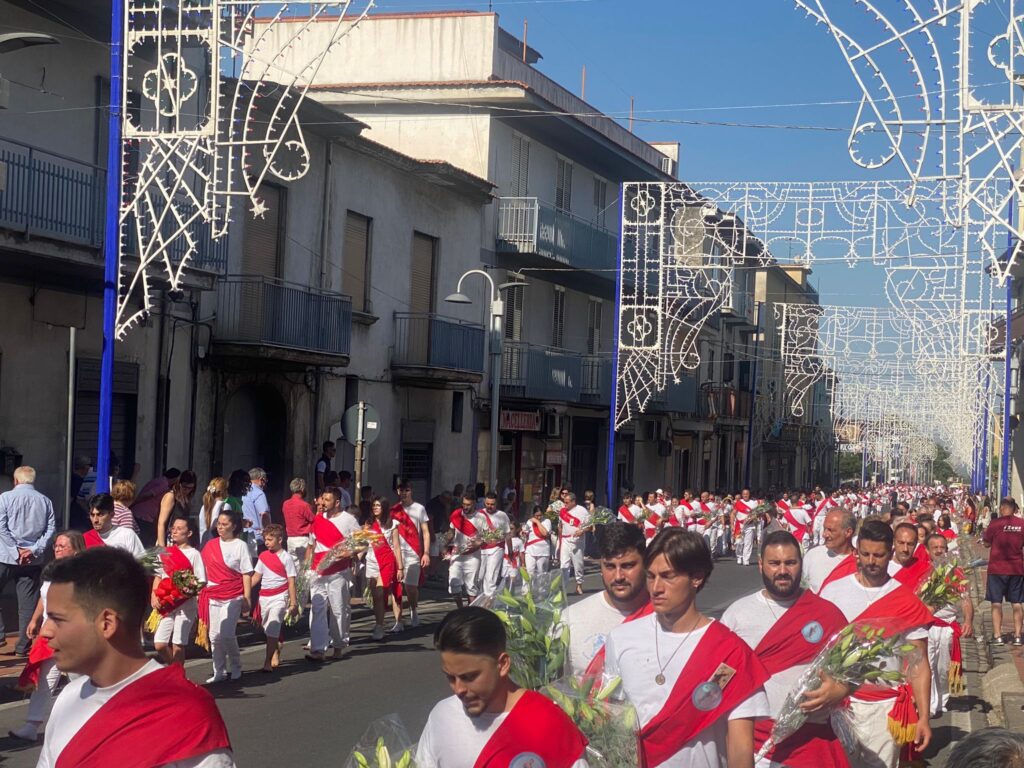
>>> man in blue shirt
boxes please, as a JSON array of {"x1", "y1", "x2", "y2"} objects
[{"x1": 0, "y1": 466, "x2": 56, "y2": 654}]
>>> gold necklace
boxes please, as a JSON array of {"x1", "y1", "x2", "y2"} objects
[{"x1": 653, "y1": 615, "x2": 701, "y2": 685}]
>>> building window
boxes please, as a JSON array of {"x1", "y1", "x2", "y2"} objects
[
  {"x1": 552, "y1": 286, "x2": 566, "y2": 349},
  {"x1": 511, "y1": 133, "x2": 530, "y2": 197},
  {"x1": 343, "y1": 211, "x2": 372, "y2": 313},
  {"x1": 451, "y1": 391, "x2": 464, "y2": 433},
  {"x1": 593, "y1": 177, "x2": 608, "y2": 228},
  {"x1": 587, "y1": 298, "x2": 602, "y2": 354},
  {"x1": 555, "y1": 157, "x2": 573, "y2": 213}
]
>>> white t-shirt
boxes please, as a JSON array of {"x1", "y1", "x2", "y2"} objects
[
  {"x1": 620, "y1": 504, "x2": 643, "y2": 524},
  {"x1": 780, "y1": 504, "x2": 811, "y2": 534},
  {"x1": 559, "y1": 505, "x2": 591, "y2": 538},
  {"x1": 523, "y1": 518, "x2": 552, "y2": 557},
  {"x1": 38, "y1": 660, "x2": 235, "y2": 768},
  {"x1": 311, "y1": 512, "x2": 360, "y2": 562},
  {"x1": 206, "y1": 538, "x2": 254, "y2": 588},
  {"x1": 255, "y1": 549, "x2": 297, "y2": 592},
  {"x1": 199, "y1": 500, "x2": 224, "y2": 541},
  {"x1": 561, "y1": 591, "x2": 636, "y2": 676},
  {"x1": 450, "y1": 512, "x2": 484, "y2": 558},
  {"x1": 415, "y1": 694, "x2": 588, "y2": 768},
  {"x1": 802, "y1": 546, "x2": 852, "y2": 593},
  {"x1": 156, "y1": 546, "x2": 206, "y2": 583},
  {"x1": 605, "y1": 616, "x2": 770, "y2": 768},
  {"x1": 365, "y1": 520, "x2": 398, "y2": 571},
  {"x1": 99, "y1": 526, "x2": 145, "y2": 557},
  {"x1": 721, "y1": 591, "x2": 819, "y2": 721},
  {"x1": 398, "y1": 502, "x2": 428, "y2": 560},
  {"x1": 477, "y1": 510, "x2": 511, "y2": 555}
]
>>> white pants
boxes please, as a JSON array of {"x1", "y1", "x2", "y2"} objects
[
  {"x1": 812, "y1": 514, "x2": 826, "y2": 547},
  {"x1": 260, "y1": 593, "x2": 288, "y2": 640},
  {"x1": 848, "y1": 696, "x2": 899, "y2": 768},
  {"x1": 928, "y1": 624, "x2": 953, "y2": 716},
  {"x1": 448, "y1": 555, "x2": 481, "y2": 596},
  {"x1": 559, "y1": 537, "x2": 586, "y2": 584},
  {"x1": 209, "y1": 597, "x2": 243, "y2": 677},
  {"x1": 25, "y1": 658, "x2": 61, "y2": 726},
  {"x1": 705, "y1": 525, "x2": 723, "y2": 557},
  {"x1": 154, "y1": 599, "x2": 197, "y2": 646},
  {"x1": 287, "y1": 536, "x2": 309, "y2": 564},
  {"x1": 310, "y1": 569, "x2": 351, "y2": 653},
  {"x1": 736, "y1": 526, "x2": 756, "y2": 564},
  {"x1": 480, "y1": 548, "x2": 505, "y2": 597},
  {"x1": 525, "y1": 553, "x2": 550, "y2": 581}
]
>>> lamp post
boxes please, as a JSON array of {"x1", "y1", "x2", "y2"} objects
[{"x1": 445, "y1": 270, "x2": 523, "y2": 494}]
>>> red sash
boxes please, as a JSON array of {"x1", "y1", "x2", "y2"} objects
[
  {"x1": 754, "y1": 590, "x2": 848, "y2": 674},
  {"x1": 931, "y1": 617, "x2": 964, "y2": 694},
  {"x1": 198, "y1": 539, "x2": 244, "y2": 629},
  {"x1": 814, "y1": 496, "x2": 836, "y2": 518},
  {"x1": 893, "y1": 556, "x2": 932, "y2": 590},
  {"x1": 391, "y1": 505, "x2": 424, "y2": 556},
  {"x1": 640, "y1": 621, "x2": 770, "y2": 768},
  {"x1": 644, "y1": 513, "x2": 660, "y2": 539},
  {"x1": 618, "y1": 504, "x2": 636, "y2": 523},
  {"x1": 253, "y1": 550, "x2": 290, "y2": 631},
  {"x1": 311, "y1": 514, "x2": 349, "y2": 575},
  {"x1": 817, "y1": 553, "x2": 857, "y2": 593},
  {"x1": 84, "y1": 529, "x2": 104, "y2": 548},
  {"x1": 694, "y1": 501, "x2": 710, "y2": 527},
  {"x1": 526, "y1": 520, "x2": 548, "y2": 547},
  {"x1": 733, "y1": 499, "x2": 754, "y2": 535},
  {"x1": 55, "y1": 664, "x2": 231, "y2": 768},
  {"x1": 753, "y1": 721, "x2": 850, "y2": 768},
  {"x1": 781, "y1": 507, "x2": 809, "y2": 541},
  {"x1": 479, "y1": 512, "x2": 504, "y2": 550},
  {"x1": 14, "y1": 636, "x2": 54, "y2": 693},
  {"x1": 473, "y1": 690, "x2": 587, "y2": 768},
  {"x1": 560, "y1": 507, "x2": 582, "y2": 528},
  {"x1": 450, "y1": 508, "x2": 478, "y2": 537},
  {"x1": 160, "y1": 545, "x2": 193, "y2": 577},
  {"x1": 582, "y1": 600, "x2": 653, "y2": 680},
  {"x1": 370, "y1": 521, "x2": 398, "y2": 590}
]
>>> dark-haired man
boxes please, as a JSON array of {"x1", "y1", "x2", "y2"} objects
[
  {"x1": 982, "y1": 497, "x2": 1024, "y2": 645},
  {"x1": 36, "y1": 547, "x2": 233, "y2": 767},
  {"x1": 558, "y1": 491, "x2": 593, "y2": 595},
  {"x1": 722, "y1": 531, "x2": 849, "y2": 768},
  {"x1": 562, "y1": 523, "x2": 648, "y2": 677},
  {"x1": 605, "y1": 529, "x2": 769, "y2": 767},
  {"x1": 416, "y1": 606, "x2": 588, "y2": 767},
  {"x1": 476, "y1": 492, "x2": 510, "y2": 599},
  {"x1": 84, "y1": 494, "x2": 145, "y2": 556},
  {"x1": 819, "y1": 519, "x2": 933, "y2": 768}
]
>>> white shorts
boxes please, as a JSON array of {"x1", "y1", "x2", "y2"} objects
[
  {"x1": 402, "y1": 560, "x2": 421, "y2": 586},
  {"x1": 153, "y1": 599, "x2": 197, "y2": 646},
  {"x1": 448, "y1": 555, "x2": 481, "y2": 596},
  {"x1": 260, "y1": 593, "x2": 288, "y2": 639}
]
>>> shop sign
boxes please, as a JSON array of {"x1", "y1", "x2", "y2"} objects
[{"x1": 500, "y1": 409, "x2": 542, "y2": 431}]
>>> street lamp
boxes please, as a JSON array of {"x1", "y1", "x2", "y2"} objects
[{"x1": 445, "y1": 269, "x2": 524, "y2": 494}]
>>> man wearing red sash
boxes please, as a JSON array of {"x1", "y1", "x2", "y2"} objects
[
  {"x1": 252, "y1": 524, "x2": 298, "y2": 672},
  {"x1": 811, "y1": 492, "x2": 837, "y2": 547},
  {"x1": 605, "y1": 528, "x2": 770, "y2": 767},
  {"x1": 732, "y1": 488, "x2": 760, "y2": 566},
  {"x1": 722, "y1": 530, "x2": 850, "y2": 768},
  {"x1": 416, "y1": 607, "x2": 587, "y2": 768},
  {"x1": 805, "y1": 508, "x2": 857, "y2": 593},
  {"x1": 924, "y1": 532, "x2": 974, "y2": 717},
  {"x1": 892, "y1": 522, "x2": 932, "y2": 589},
  {"x1": 777, "y1": 493, "x2": 811, "y2": 546},
  {"x1": 617, "y1": 490, "x2": 642, "y2": 527},
  {"x1": 558, "y1": 491, "x2": 593, "y2": 595},
  {"x1": 306, "y1": 489, "x2": 360, "y2": 661},
  {"x1": 447, "y1": 493, "x2": 485, "y2": 607},
  {"x1": 392, "y1": 483, "x2": 431, "y2": 628},
  {"x1": 562, "y1": 523, "x2": 648, "y2": 676},
  {"x1": 36, "y1": 547, "x2": 234, "y2": 768},
  {"x1": 476, "y1": 492, "x2": 511, "y2": 599},
  {"x1": 83, "y1": 494, "x2": 145, "y2": 556},
  {"x1": 820, "y1": 520, "x2": 933, "y2": 768},
  {"x1": 522, "y1": 503, "x2": 552, "y2": 582}
]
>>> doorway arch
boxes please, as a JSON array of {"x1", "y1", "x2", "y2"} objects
[{"x1": 222, "y1": 383, "x2": 287, "y2": 515}]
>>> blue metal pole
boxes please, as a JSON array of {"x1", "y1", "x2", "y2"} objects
[
  {"x1": 605, "y1": 188, "x2": 624, "y2": 506},
  {"x1": 743, "y1": 302, "x2": 762, "y2": 488},
  {"x1": 97, "y1": 0, "x2": 124, "y2": 493}
]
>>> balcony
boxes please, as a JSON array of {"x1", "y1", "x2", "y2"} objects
[
  {"x1": 0, "y1": 135, "x2": 227, "y2": 272},
  {"x1": 720, "y1": 286, "x2": 758, "y2": 329},
  {"x1": 391, "y1": 312, "x2": 486, "y2": 385},
  {"x1": 213, "y1": 275, "x2": 351, "y2": 366},
  {"x1": 647, "y1": 377, "x2": 699, "y2": 415},
  {"x1": 702, "y1": 386, "x2": 753, "y2": 421},
  {"x1": 580, "y1": 354, "x2": 613, "y2": 407},
  {"x1": 501, "y1": 341, "x2": 582, "y2": 402},
  {"x1": 496, "y1": 198, "x2": 617, "y2": 295}
]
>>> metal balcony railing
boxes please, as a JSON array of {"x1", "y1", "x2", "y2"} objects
[
  {"x1": 501, "y1": 341, "x2": 583, "y2": 402},
  {"x1": 0, "y1": 135, "x2": 227, "y2": 271},
  {"x1": 215, "y1": 275, "x2": 351, "y2": 357},
  {"x1": 496, "y1": 197, "x2": 617, "y2": 273},
  {"x1": 648, "y1": 377, "x2": 699, "y2": 414},
  {"x1": 580, "y1": 354, "x2": 613, "y2": 405},
  {"x1": 392, "y1": 313, "x2": 486, "y2": 373},
  {"x1": 702, "y1": 386, "x2": 753, "y2": 420}
]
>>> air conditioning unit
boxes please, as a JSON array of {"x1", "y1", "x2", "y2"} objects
[{"x1": 545, "y1": 413, "x2": 562, "y2": 438}]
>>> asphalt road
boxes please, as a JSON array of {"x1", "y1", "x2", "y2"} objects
[{"x1": 0, "y1": 558, "x2": 970, "y2": 766}]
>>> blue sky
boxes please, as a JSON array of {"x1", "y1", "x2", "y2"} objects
[{"x1": 376, "y1": 0, "x2": 934, "y2": 304}]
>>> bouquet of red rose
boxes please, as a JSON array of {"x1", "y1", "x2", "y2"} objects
[{"x1": 144, "y1": 568, "x2": 205, "y2": 633}]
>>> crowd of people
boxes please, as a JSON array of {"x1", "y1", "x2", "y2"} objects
[{"x1": 0, "y1": 453, "x2": 1012, "y2": 767}]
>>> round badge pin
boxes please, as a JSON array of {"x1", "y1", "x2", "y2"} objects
[
  {"x1": 802, "y1": 620, "x2": 824, "y2": 644},
  {"x1": 692, "y1": 681, "x2": 723, "y2": 711},
  {"x1": 510, "y1": 753, "x2": 546, "y2": 768}
]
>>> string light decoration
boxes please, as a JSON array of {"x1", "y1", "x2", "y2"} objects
[
  {"x1": 615, "y1": 182, "x2": 772, "y2": 428},
  {"x1": 117, "y1": 0, "x2": 372, "y2": 338},
  {"x1": 792, "y1": 0, "x2": 1024, "y2": 283}
]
